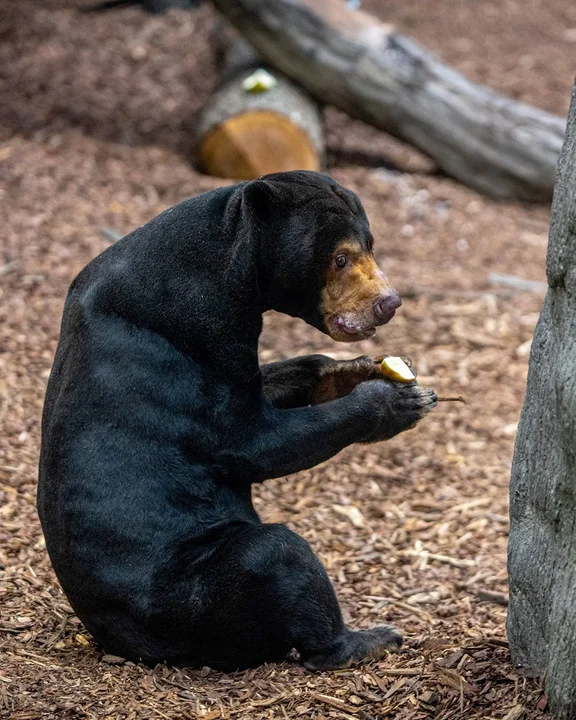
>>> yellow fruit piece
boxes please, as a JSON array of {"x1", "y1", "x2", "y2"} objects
[
  {"x1": 380, "y1": 356, "x2": 415, "y2": 383},
  {"x1": 242, "y1": 69, "x2": 278, "y2": 93}
]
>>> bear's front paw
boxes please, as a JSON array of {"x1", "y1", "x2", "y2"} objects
[
  {"x1": 352, "y1": 379, "x2": 437, "y2": 443},
  {"x1": 311, "y1": 355, "x2": 380, "y2": 405}
]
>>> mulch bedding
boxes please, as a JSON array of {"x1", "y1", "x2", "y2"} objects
[{"x1": 0, "y1": 0, "x2": 572, "y2": 718}]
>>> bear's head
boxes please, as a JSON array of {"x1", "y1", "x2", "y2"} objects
[{"x1": 245, "y1": 171, "x2": 401, "y2": 342}]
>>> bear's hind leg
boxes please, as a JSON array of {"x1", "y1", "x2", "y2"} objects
[
  {"x1": 300, "y1": 625, "x2": 402, "y2": 671},
  {"x1": 198, "y1": 523, "x2": 402, "y2": 671}
]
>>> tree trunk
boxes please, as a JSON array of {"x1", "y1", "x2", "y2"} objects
[
  {"x1": 196, "y1": 25, "x2": 323, "y2": 180},
  {"x1": 210, "y1": 0, "x2": 565, "y2": 201},
  {"x1": 508, "y1": 82, "x2": 576, "y2": 719}
]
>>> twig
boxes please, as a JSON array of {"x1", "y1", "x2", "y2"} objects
[
  {"x1": 476, "y1": 590, "x2": 509, "y2": 606},
  {"x1": 387, "y1": 598, "x2": 434, "y2": 621},
  {"x1": 489, "y1": 272, "x2": 547, "y2": 293},
  {"x1": 99, "y1": 227, "x2": 124, "y2": 243},
  {"x1": 45, "y1": 613, "x2": 69, "y2": 650},
  {"x1": 501, "y1": 705, "x2": 525, "y2": 720},
  {"x1": 399, "y1": 286, "x2": 514, "y2": 299},
  {"x1": 379, "y1": 668, "x2": 427, "y2": 677},
  {"x1": 402, "y1": 550, "x2": 476, "y2": 568},
  {"x1": 312, "y1": 693, "x2": 358, "y2": 714},
  {"x1": 437, "y1": 396, "x2": 469, "y2": 405}
]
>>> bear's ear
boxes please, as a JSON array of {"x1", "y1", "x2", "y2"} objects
[{"x1": 241, "y1": 179, "x2": 282, "y2": 223}]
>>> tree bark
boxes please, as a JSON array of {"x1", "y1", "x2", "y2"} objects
[
  {"x1": 210, "y1": 0, "x2": 566, "y2": 201},
  {"x1": 508, "y1": 82, "x2": 576, "y2": 720},
  {"x1": 196, "y1": 25, "x2": 323, "y2": 179}
]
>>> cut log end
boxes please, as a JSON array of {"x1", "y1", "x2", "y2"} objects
[
  {"x1": 197, "y1": 24, "x2": 324, "y2": 181},
  {"x1": 198, "y1": 110, "x2": 321, "y2": 180}
]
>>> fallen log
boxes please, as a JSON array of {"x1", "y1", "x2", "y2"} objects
[
  {"x1": 210, "y1": 0, "x2": 566, "y2": 200},
  {"x1": 196, "y1": 24, "x2": 323, "y2": 179}
]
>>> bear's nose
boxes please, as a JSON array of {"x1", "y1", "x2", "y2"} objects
[{"x1": 374, "y1": 291, "x2": 402, "y2": 321}]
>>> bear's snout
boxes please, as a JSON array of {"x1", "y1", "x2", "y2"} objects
[{"x1": 373, "y1": 290, "x2": 402, "y2": 324}]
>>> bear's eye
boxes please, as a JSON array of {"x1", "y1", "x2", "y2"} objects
[{"x1": 335, "y1": 254, "x2": 347, "y2": 269}]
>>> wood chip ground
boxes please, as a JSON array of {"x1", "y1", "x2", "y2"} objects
[{"x1": 1, "y1": 0, "x2": 570, "y2": 717}]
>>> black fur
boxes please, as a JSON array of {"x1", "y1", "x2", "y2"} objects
[{"x1": 38, "y1": 171, "x2": 436, "y2": 670}]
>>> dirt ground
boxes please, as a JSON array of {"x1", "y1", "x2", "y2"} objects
[{"x1": 0, "y1": 0, "x2": 572, "y2": 718}]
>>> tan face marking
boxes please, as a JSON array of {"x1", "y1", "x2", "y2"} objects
[{"x1": 321, "y1": 241, "x2": 399, "y2": 342}]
